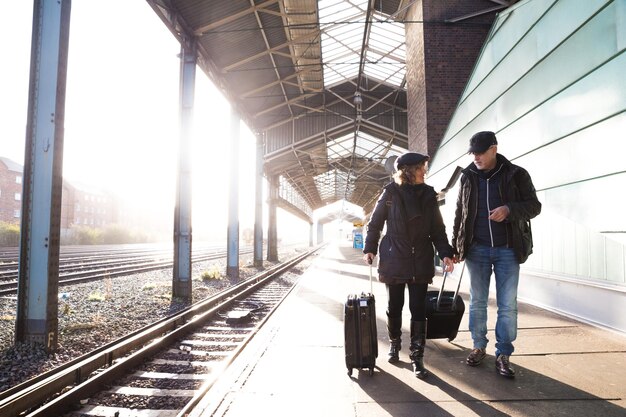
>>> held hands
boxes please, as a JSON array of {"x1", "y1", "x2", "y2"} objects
[
  {"x1": 489, "y1": 205, "x2": 510, "y2": 222},
  {"x1": 442, "y1": 257, "x2": 454, "y2": 273},
  {"x1": 363, "y1": 253, "x2": 374, "y2": 265}
]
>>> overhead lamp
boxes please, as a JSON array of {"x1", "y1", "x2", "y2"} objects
[{"x1": 354, "y1": 91, "x2": 363, "y2": 121}]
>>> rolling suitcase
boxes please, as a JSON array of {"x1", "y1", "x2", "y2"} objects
[
  {"x1": 344, "y1": 264, "x2": 377, "y2": 376},
  {"x1": 425, "y1": 263, "x2": 465, "y2": 341}
]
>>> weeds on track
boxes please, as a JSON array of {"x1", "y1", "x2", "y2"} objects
[{"x1": 201, "y1": 266, "x2": 222, "y2": 282}]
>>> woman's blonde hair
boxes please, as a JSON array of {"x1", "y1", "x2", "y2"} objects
[{"x1": 393, "y1": 162, "x2": 426, "y2": 185}]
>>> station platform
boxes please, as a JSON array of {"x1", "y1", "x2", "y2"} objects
[{"x1": 189, "y1": 241, "x2": 626, "y2": 417}]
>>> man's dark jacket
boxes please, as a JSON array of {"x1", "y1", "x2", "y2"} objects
[
  {"x1": 364, "y1": 182, "x2": 454, "y2": 284},
  {"x1": 452, "y1": 154, "x2": 542, "y2": 264}
]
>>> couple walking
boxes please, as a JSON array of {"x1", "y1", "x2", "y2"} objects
[{"x1": 362, "y1": 131, "x2": 541, "y2": 379}]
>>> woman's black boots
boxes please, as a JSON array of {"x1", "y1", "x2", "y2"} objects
[
  {"x1": 410, "y1": 320, "x2": 429, "y2": 379},
  {"x1": 388, "y1": 316, "x2": 429, "y2": 378},
  {"x1": 387, "y1": 314, "x2": 402, "y2": 363}
]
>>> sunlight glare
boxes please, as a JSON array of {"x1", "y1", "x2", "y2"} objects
[{"x1": 0, "y1": 0, "x2": 312, "y2": 246}]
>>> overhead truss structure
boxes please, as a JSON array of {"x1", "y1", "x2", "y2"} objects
[{"x1": 148, "y1": 0, "x2": 516, "y2": 218}]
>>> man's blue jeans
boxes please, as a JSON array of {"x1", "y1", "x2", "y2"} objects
[{"x1": 465, "y1": 243, "x2": 520, "y2": 357}]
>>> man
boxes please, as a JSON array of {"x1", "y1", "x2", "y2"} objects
[{"x1": 452, "y1": 131, "x2": 541, "y2": 378}]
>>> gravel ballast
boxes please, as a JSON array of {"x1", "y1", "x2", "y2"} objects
[{"x1": 0, "y1": 246, "x2": 310, "y2": 392}]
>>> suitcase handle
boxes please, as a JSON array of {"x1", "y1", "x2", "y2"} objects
[
  {"x1": 436, "y1": 262, "x2": 465, "y2": 311},
  {"x1": 368, "y1": 263, "x2": 373, "y2": 295}
]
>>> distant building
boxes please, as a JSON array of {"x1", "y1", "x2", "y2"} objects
[
  {"x1": 0, "y1": 157, "x2": 24, "y2": 225},
  {"x1": 61, "y1": 181, "x2": 117, "y2": 231},
  {"x1": 0, "y1": 156, "x2": 117, "y2": 231}
]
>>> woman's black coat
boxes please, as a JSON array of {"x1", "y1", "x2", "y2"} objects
[{"x1": 363, "y1": 182, "x2": 454, "y2": 284}]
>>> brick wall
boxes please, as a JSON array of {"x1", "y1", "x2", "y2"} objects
[
  {"x1": 406, "y1": 0, "x2": 495, "y2": 156},
  {"x1": 61, "y1": 185, "x2": 116, "y2": 230},
  {"x1": 1, "y1": 158, "x2": 116, "y2": 230},
  {"x1": 406, "y1": 1, "x2": 427, "y2": 154},
  {"x1": 0, "y1": 161, "x2": 23, "y2": 225}
]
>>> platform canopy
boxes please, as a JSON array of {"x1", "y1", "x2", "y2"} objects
[{"x1": 147, "y1": 0, "x2": 512, "y2": 217}]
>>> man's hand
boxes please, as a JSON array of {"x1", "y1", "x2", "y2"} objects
[
  {"x1": 442, "y1": 257, "x2": 454, "y2": 273},
  {"x1": 489, "y1": 205, "x2": 510, "y2": 222},
  {"x1": 363, "y1": 253, "x2": 374, "y2": 265}
]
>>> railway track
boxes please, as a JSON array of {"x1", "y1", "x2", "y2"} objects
[
  {"x1": 0, "y1": 244, "x2": 179, "y2": 270},
  {"x1": 0, "y1": 246, "x2": 318, "y2": 417},
  {"x1": 0, "y1": 245, "x2": 252, "y2": 296},
  {"x1": 0, "y1": 243, "x2": 225, "y2": 277}
]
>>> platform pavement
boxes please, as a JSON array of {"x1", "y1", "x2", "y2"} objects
[{"x1": 189, "y1": 241, "x2": 626, "y2": 417}]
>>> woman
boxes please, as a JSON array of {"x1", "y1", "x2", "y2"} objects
[{"x1": 363, "y1": 152, "x2": 454, "y2": 379}]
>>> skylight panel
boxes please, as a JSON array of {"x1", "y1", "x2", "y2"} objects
[
  {"x1": 314, "y1": 169, "x2": 350, "y2": 201},
  {"x1": 319, "y1": 129, "x2": 407, "y2": 202},
  {"x1": 327, "y1": 137, "x2": 353, "y2": 159},
  {"x1": 319, "y1": 0, "x2": 367, "y2": 88},
  {"x1": 319, "y1": 1, "x2": 406, "y2": 88},
  {"x1": 327, "y1": 132, "x2": 404, "y2": 163},
  {"x1": 366, "y1": 14, "x2": 405, "y2": 86}
]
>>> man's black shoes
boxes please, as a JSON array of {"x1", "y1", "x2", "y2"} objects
[
  {"x1": 467, "y1": 349, "x2": 516, "y2": 378},
  {"x1": 466, "y1": 348, "x2": 486, "y2": 366},
  {"x1": 495, "y1": 354, "x2": 516, "y2": 378}
]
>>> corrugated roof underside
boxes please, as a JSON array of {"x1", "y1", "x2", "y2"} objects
[{"x1": 151, "y1": 0, "x2": 411, "y2": 216}]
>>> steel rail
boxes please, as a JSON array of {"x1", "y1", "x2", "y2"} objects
[
  {"x1": 0, "y1": 245, "x2": 228, "y2": 279},
  {"x1": 0, "y1": 249, "x2": 254, "y2": 295}
]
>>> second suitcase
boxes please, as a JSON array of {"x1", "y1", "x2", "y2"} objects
[{"x1": 425, "y1": 264, "x2": 465, "y2": 341}]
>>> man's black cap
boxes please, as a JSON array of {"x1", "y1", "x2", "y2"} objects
[
  {"x1": 468, "y1": 131, "x2": 498, "y2": 154},
  {"x1": 394, "y1": 152, "x2": 429, "y2": 171}
]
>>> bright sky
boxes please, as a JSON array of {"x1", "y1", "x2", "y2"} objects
[{"x1": 0, "y1": 1, "x2": 310, "y2": 243}]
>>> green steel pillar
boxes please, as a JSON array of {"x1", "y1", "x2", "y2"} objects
[
  {"x1": 267, "y1": 175, "x2": 278, "y2": 262},
  {"x1": 253, "y1": 132, "x2": 264, "y2": 267},
  {"x1": 173, "y1": 41, "x2": 196, "y2": 300},
  {"x1": 226, "y1": 109, "x2": 240, "y2": 279},
  {"x1": 16, "y1": 0, "x2": 72, "y2": 352}
]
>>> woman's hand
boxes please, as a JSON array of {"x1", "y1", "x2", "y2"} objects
[
  {"x1": 442, "y1": 257, "x2": 454, "y2": 273},
  {"x1": 363, "y1": 253, "x2": 375, "y2": 265}
]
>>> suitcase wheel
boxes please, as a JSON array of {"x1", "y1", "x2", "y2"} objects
[{"x1": 347, "y1": 367, "x2": 353, "y2": 377}]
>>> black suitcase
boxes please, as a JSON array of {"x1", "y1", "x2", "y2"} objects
[
  {"x1": 425, "y1": 264, "x2": 465, "y2": 341},
  {"x1": 344, "y1": 265, "x2": 377, "y2": 376}
]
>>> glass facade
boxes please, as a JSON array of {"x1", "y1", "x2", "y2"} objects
[{"x1": 428, "y1": 0, "x2": 626, "y2": 290}]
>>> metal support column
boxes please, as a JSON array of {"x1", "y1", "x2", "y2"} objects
[
  {"x1": 172, "y1": 42, "x2": 196, "y2": 300},
  {"x1": 267, "y1": 175, "x2": 278, "y2": 262},
  {"x1": 309, "y1": 222, "x2": 314, "y2": 247},
  {"x1": 317, "y1": 222, "x2": 324, "y2": 244},
  {"x1": 253, "y1": 132, "x2": 264, "y2": 267},
  {"x1": 16, "y1": 0, "x2": 72, "y2": 352},
  {"x1": 226, "y1": 109, "x2": 240, "y2": 279}
]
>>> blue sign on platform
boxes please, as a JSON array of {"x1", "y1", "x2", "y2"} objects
[{"x1": 353, "y1": 233, "x2": 363, "y2": 249}]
